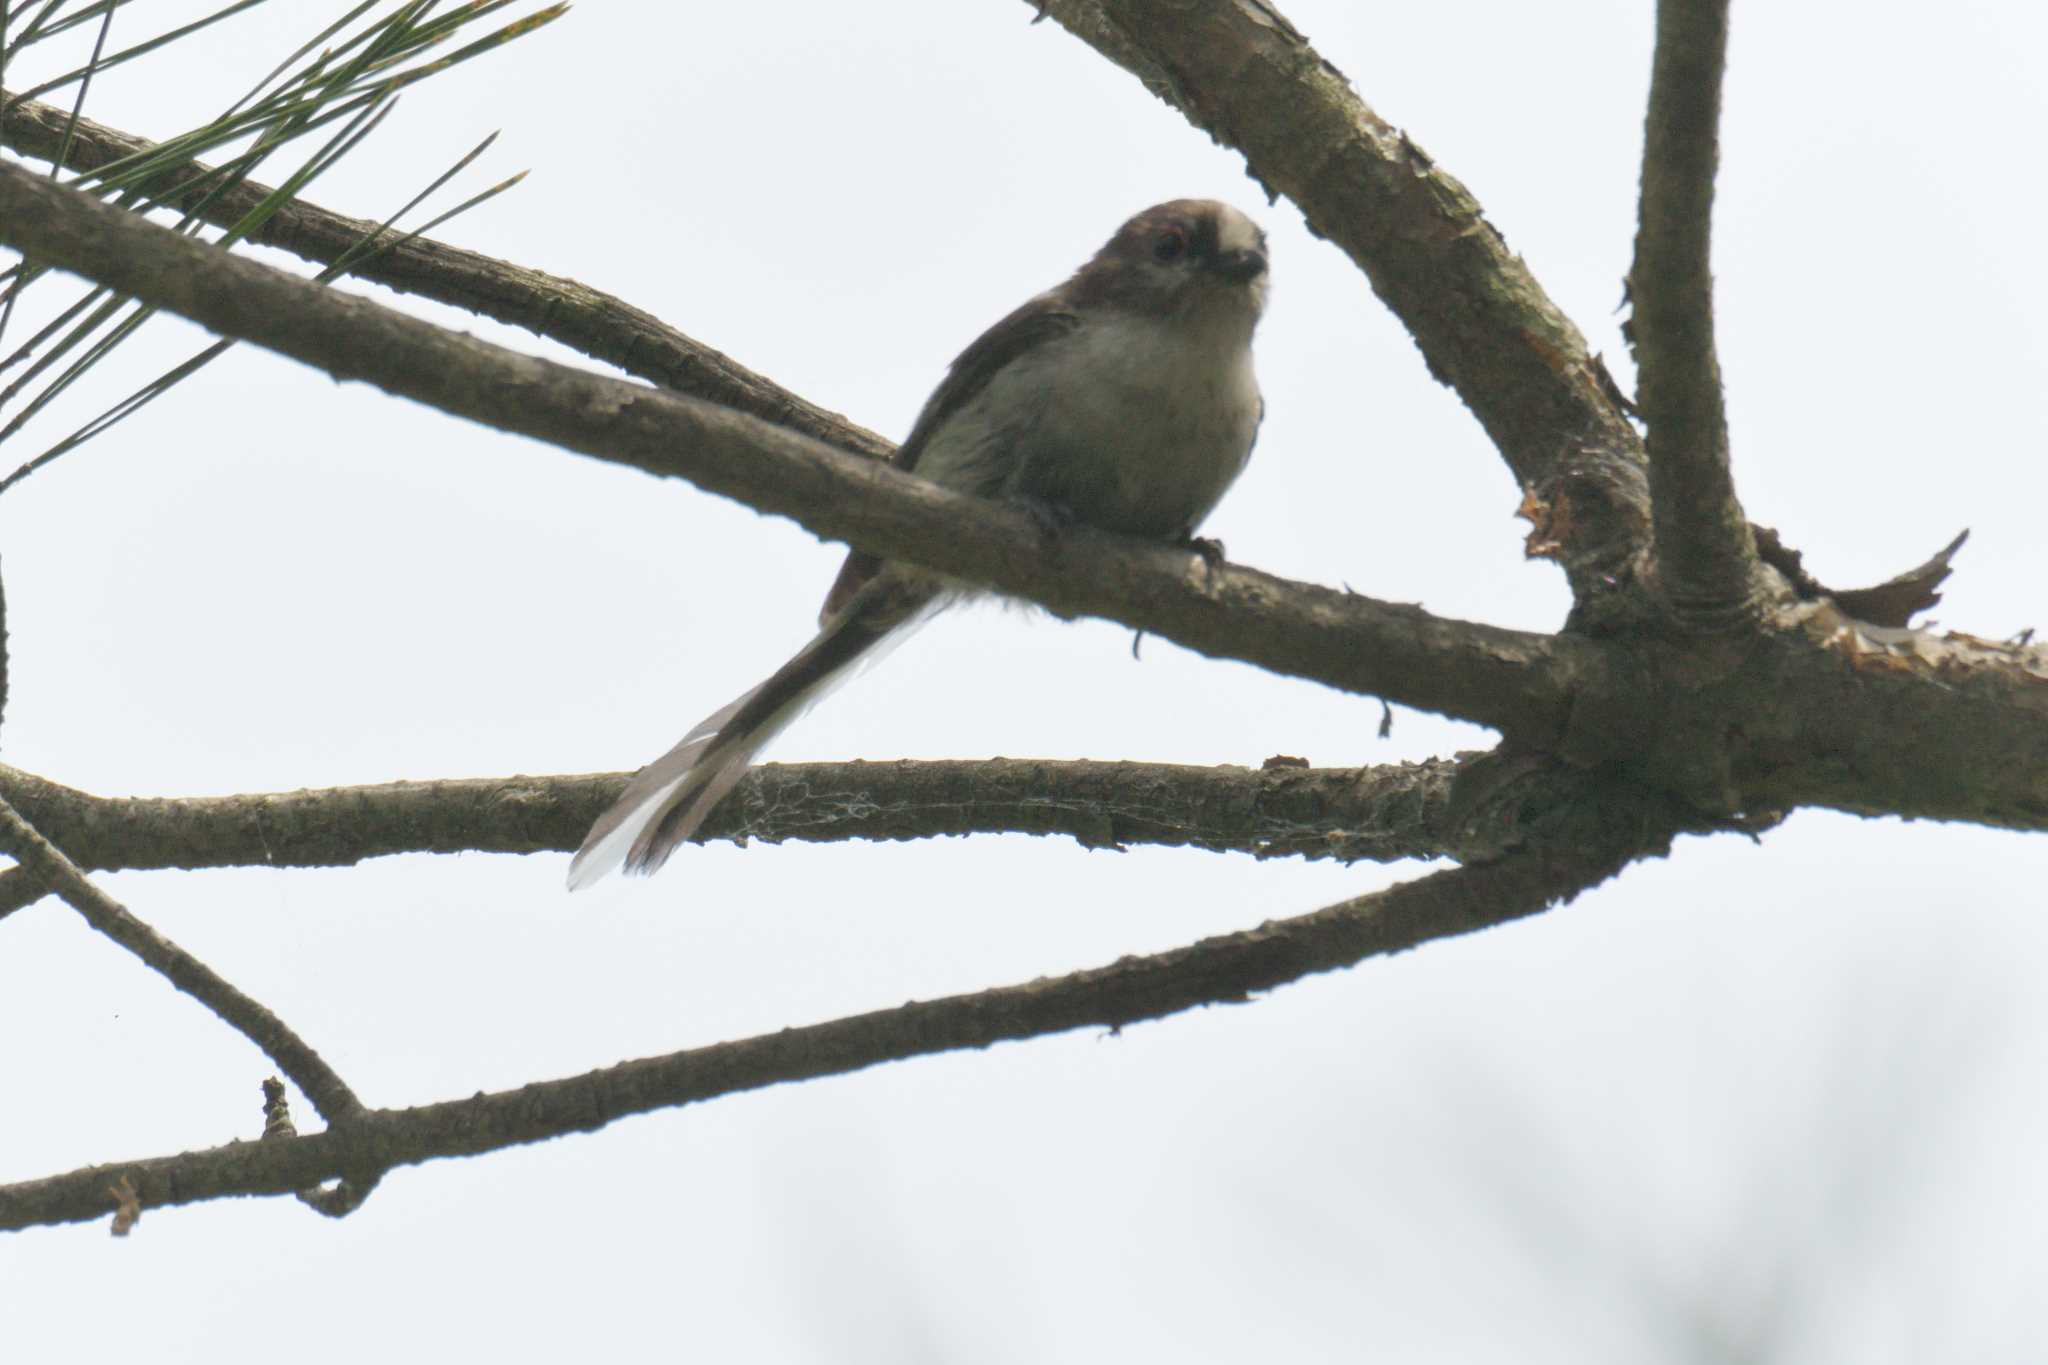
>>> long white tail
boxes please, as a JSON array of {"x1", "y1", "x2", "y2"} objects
[{"x1": 567, "y1": 573, "x2": 938, "y2": 889}]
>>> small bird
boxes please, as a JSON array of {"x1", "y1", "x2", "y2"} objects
[{"x1": 568, "y1": 199, "x2": 1270, "y2": 887}]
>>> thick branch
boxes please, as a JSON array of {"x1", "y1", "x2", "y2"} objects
[
  {"x1": 0, "y1": 796, "x2": 363, "y2": 1124},
  {"x1": 1631, "y1": 0, "x2": 1756, "y2": 623},
  {"x1": 1023, "y1": 0, "x2": 1651, "y2": 595},
  {"x1": 0, "y1": 91, "x2": 895, "y2": 462},
  {"x1": 0, "y1": 806, "x2": 1658, "y2": 1232},
  {"x1": 0, "y1": 757, "x2": 1505, "y2": 894},
  {"x1": 0, "y1": 160, "x2": 1603, "y2": 740},
  {"x1": 1737, "y1": 607, "x2": 2048, "y2": 828}
]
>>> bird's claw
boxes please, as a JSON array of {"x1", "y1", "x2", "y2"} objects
[{"x1": 1183, "y1": 534, "x2": 1227, "y2": 580}]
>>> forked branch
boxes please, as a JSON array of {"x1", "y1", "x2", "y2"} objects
[
  {"x1": 0, "y1": 806, "x2": 1658, "y2": 1233},
  {"x1": 0, "y1": 796, "x2": 364, "y2": 1125}
]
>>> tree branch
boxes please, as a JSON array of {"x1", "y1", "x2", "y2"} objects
[
  {"x1": 0, "y1": 90, "x2": 896, "y2": 462},
  {"x1": 0, "y1": 756, "x2": 1509, "y2": 896},
  {"x1": 1739, "y1": 606, "x2": 2048, "y2": 828},
  {"x1": 0, "y1": 799, "x2": 1661, "y2": 1233},
  {"x1": 0, "y1": 795, "x2": 364, "y2": 1125},
  {"x1": 0, "y1": 158, "x2": 1605, "y2": 742},
  {"x1": 0, "y1": 551, "x2": 9, "y2": 742},
  {"x1": 1630, "y1": 0, "x2": 1757, "y2": 624},
  {"x1": 3, "y1": 155, "x2": 2042, "y2": 845},
  {"x1": 1020, "y1": 0, "x2": 1651, "y2": 600}
]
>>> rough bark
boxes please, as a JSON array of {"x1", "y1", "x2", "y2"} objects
[{"x1": 0, "y1": 755, "x2": 1504, "y2": 900}]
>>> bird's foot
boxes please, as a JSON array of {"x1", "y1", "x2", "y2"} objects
[{"x1": 1181, "y1": 534, "x2": 1227, "y2": 582}]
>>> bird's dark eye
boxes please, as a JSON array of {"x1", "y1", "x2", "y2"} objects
[{"x1": 1152, "y1": 227, "x2": 1188, "y2": 263}]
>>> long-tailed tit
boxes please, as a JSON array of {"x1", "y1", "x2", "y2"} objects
[{"x1": 569, "y1": 199, "x2": 1270, "y2": 887}]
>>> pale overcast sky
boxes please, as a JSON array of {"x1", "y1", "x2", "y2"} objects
[{"x1": 3, "y1": 2, "x2": 2046, "y2": 1360}]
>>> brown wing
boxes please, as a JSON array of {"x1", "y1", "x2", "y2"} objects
[{"x1": 819, "y1": 297, "x2": 1082, "y2": 622}]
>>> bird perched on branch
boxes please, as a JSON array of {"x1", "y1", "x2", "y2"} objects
[{"x1": 569, "y1": 198, "x2": 1271, "y2": 888}]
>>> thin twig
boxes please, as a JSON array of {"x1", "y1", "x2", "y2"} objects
[
  {"x1": 0, "y1": 821, "x2": 1658, "y2": 1232},
  {"x1": 0, "y1": 794, "x2": 365, "y2": 1124},
  {"x1": 0, "y1": 90, "x2": 896, "y2": 462},
  {"x1": 1631, "y1": 0, "x2": 1757, "y2": 624}
]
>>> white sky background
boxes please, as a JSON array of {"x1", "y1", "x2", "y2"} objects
[{"x1": 3, "y1": 1, "x2": 2046, "y2": 1358}]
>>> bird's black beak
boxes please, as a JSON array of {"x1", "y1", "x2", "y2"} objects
[{"x1": 1211, "y1": 247, "x2": 1268, "y2": 283}]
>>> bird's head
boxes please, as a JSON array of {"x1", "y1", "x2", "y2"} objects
[{"x1": 1069, "y1": 199, "x2": 1270, "y2": 328}]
